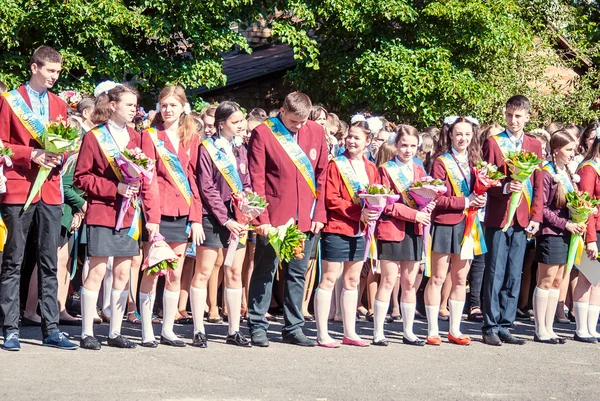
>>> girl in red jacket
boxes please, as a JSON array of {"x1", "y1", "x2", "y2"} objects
[
  {"x1": 425, "y1": 117, "x2": 485, "y2": 346},
  {"x1": 314, "y1": 121, "x2": 379, "y2": 348}
]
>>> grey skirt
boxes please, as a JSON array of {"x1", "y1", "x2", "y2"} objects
[
  {"x1": 431, "y1": 219, "x2": 466, "y2": 255},
  {"x1": 201, "y1": 214, "x2": 245, "y2": 250},
  {"x1": 321, "y1": 233, "x2": 366, "y2": 262},
  {"x1": 535, "y1": 234, "x2": 570, "y2": 265},
  {"x1": 142, "y1": 215, "x2": 189, "y2": 243},
  {"x1": 377, "y1": 223, "x2": 423, "y2": 262},
  {"x1": 87, "y1": 225, "x2": 140, "y2": 257}
]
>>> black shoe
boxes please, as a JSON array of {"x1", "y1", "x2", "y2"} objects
[
  {"x1": 160, "y1": 336, "x2": 186, "y2": 347},
  {"x1": 226, "y1": 331, "x2": 252, "y2": 347},
  {"x1": 402, "y1": 336, "x2": 425, "y2": 346},
  {"x1": 482, "y1": 333, "x2": 502, "y2": 346},
  {"x1": 21, "y1": 316, "x2": 42, "y2": 327},
  {"x1": 498, "y1": 331, "x2": 526, "y2": 345},
  {"x1": 553, "y1": 337, "x2": 567, "y2": 344},
  {"x1": 533, "y1": 334, "x2": 558, "y2": 344},
  {"x1": 59, "y1": 319, "x2": 82, "y2": 326},
  {"x1": 251, "y1": 331, "x2": 269, "y2": 347},
  {"x1": 192, "y1": 332, "x2": 208, "y2": 348},
  {"x1": 282, "y1": 331, "x2": 317, "y2": 347},
  {"x1": 414, "y1": 310, "x2": 426, "y2": 321},
  {"x1": 80, "y1": 336, "x2": 101, "y2": 350},
  {"x1": 372, "y1": 339, "x2": 389, "y2": 346},
  {"x1": 107, "y1": 335, "x2": 137, "y2": 349},
  {"x1": 573, "y1": 333, "x2": 598, "y2": 343},
  {"x1": 140, "y1": 341, "x2": 158, "y2": 348},
  {"x1": 516, "y1": 309, "x2": 532, "y2": 321}
]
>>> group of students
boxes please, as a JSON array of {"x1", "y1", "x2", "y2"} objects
[{"x1": 1, "y1": 45, "x2": 600, "y2": 352}]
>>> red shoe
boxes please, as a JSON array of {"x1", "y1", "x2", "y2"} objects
[
  {"x1": 448, "y1": 333, "x2": 471, "y2": 346},
  {"x1": 317, "y1": 340, "x2": 341, "y2": 348},
  {"x1": 342, "y1": 336, "x2": 370, "y2": 347},
  {"x1": 426, "y1": 336, "x2": 442, "y2": 346}
]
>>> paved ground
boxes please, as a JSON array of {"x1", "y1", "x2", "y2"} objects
[{"x1": 2, "y1": 316, "x2": 599, "y2": 401}]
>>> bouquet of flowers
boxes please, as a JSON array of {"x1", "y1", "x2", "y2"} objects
[
  {"x1": 0, "y1": 145, "x2": 14, "y2": 194},
  {"x1": 268, "y1": 219, "x2": 308, "y2": 263},
  {"x1": 142, "y1": 233, "x2": 180, "y2": 276},
  {"x1": 565, "y1": 191, "x2": 600, "y2": 272},
  {"x1": 58, "y1": 90, "x2": 83, "y2": 109},
  {"x1": 114, "y1": 147, "x2": 155, "y2": 230},
  {"x1": 223, "y1": 191, "x2": 268, "y2": 267},
  {"x1": 502, "y1": 150, "x2": 543, "y2": 231},
  {"x1": 24, "y1": 118, "x2": 80, "y2": 210},
  {"x1": 357, "y1": 184, "x2": 400, "y2": 262}
]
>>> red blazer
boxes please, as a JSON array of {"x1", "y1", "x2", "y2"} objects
[
  {"x1": 0, "y1": 85, "x2": 67, "y2": 205},
  {"x1": 141, "y1": 126, "x2": 202, "y2": 224},
  {"x1": 248, "y1": 118, "x2": 328, "y2": 232},
  {"x1": 375, "y1": 161, "x2": 426, "y2": 242},
  {"x1": 323, "y1": 155, "x2": 379, "y2": 236},
  {"x1": 482, "y1": 133, "x2": 544, "y2": 229},
  {"x1": 74, "y1": 125, "x2": 158, "y2": 228},
  {"x1": 578, "y1": 164, "x2": 600, "y2": 243},
  {"x1": 430, "y1": 155, "x2": 475, "y2": 225}
]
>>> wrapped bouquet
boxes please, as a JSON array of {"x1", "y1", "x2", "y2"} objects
[
  {"x1": 268, "y1": 219, "x2": 308, "y2": 263},
  {"x1": 58, "y1": 90, "x2": 83, "y2": 110},
  {"x1": 565, "y1": 191, "x2": 600, "y2": 272},
  {"x1": 142, "y1": 234, "x2": 180, "y2": 276}
]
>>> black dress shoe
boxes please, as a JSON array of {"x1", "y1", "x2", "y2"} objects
[
  {"x1": 226, "y1": 331, "x2": 252, "y2": 347},
  {"x1": 251, "y1": 331, "x2": 269, "y2": 347},
  {"x1": 573, "y1": 333, "x2": 598, "y2": 343},
  {"x1": 21, "y1": 317, "x2": 42, "y2": 327},
  {"x1": 498, "y1": 331, "x2": 526, "y2": 345},
  {"x1": 516, "y1": 309, "x2": 533, "y2": 321},
  {"x1": 282, "y1": 332, "x2": 317, "y2": 347},
  {"x1": 533, "y1": 334, "x2": 558, "y2": 344},
  {"x1": 553, "y1": 337, "x2": 567, "y2": 344},
  {"x1": 141, "y1": 341, "x2": 158, "y2": 348},
  {"x1": 372, "y1": 339, "x2": 389, "y2": 346},
  {"x1": 402, "y1": 336, "x2": 425, "y2": 346},
  {"x1": 80, "y1": 336, "x2": 101, "y2": 350},
  {"x1": 160, "y1": 336, "x2": 186, "y2": 347},
  {"x1": 482, "y1": 333, "x2": 502, "y2": 346},
  {"x1": 192, "y1": 332, "x2": 207, "y2": 348},
  {"x1": 107, "y1": 335, "x2": 137, "y2": 349}
]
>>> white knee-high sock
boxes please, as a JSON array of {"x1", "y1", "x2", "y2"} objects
[
  {"x1": 190, "y1": 286, "x2": 207, "y2": 335},
  {"x1": 574, "y1": 302, "x2": 591, "y2": 338},
  {"x1": 401, "y1": 302, "x2": 417, "y2": 341},
  {"x1": 109, "y1": 289, "x2": 128, "y2": 338},
  {"x1": 139, "y1": 292, "x2": 155, "y2": 343},
  {"x1": 162, "y1": 289, "x2": 180, "y2": 341},
  {"x1": 81, "y1": 288, "x2": 99, "y2": 339},
  {"x1": 425, "y1": 304, "x2": 440, "y2": 337},
  {"x1": 533, "y1": 287, "x2": 550, "y2": 339},
  {"x1": 225, "y1": 287, "x2": 242, "y2": 335},
  {"x1": 588, "y1": 304, "x2": 600, "y2": 338},
  {"x1": 448, "y1": 299, "x2": 465, "y2": 338},
  {"x1": 546, "y1": 288, "x2": 560, "y2": 337},
  {"x1": 373, "y1": 300, "x2": 389, "y2": 342},
  {"x1": 314, "y1": 288, "x2": 334, "y2": 343},
  {"x1": 341, "y1": 289, "x2": 360, "y2": 340}
]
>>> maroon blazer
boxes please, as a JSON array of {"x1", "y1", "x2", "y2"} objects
[
  {"x1": 141, "y1": 126, "x2": 202, "y2": 224},
  {"x1": 538, "y1": 169, "x2": 570, "y2": 236},
  {"x1": 430, "y1": 156, "x2": 475, "y2": 225},
  {"x1": 197, "y1": 141, "x2": 251, "y2": 226},
  {"x1": 248, "y1": 118, "x2": 328, "y2": 232},
  {"x1": 74, "y1": 125, "x2": 158, "y2": 227},
  {"x1": 578, "y1": 164, "x2": 600, "y2": 242},
  {"x1": 0, "y1": 85, "x2": 67, "y2": 205},
  {"x1": 323, "y1": 154, "x2": 379, "y2": 236},
  {"x1": 482, "y1": 133, "x2": 544, "y2": 229},
  {"x1": 375, "y1": 161, "x2": 426, "y2": 242}
]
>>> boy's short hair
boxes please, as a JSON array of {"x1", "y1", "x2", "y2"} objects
[
  {"x1": 505, "y1": 95, "x2": 530, "y2": 112},
  {"x1": 247, "y1": 108, "x2": 268, "y2": 123},
  {"x1": 282, "y1": 92, "x2": 312, "y2": 118},
  {"x1": 29, "y1": 46, "x2": 62, "y2": 68}
]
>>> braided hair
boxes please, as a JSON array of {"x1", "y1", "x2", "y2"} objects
[{"x1": 550, "y1": 130, "x2": 578, "y2": 209}]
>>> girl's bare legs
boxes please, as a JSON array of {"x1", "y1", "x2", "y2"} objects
[
  {"x1": 573, "y1": 272, "x2": 593, "y2": 338},
  {"x1": 223, "y1": 248, "x2": 246, "y2": 336},
  {"x1": 81, "y1": 257, "x2": 108, "y2": 339},
  {"x1": 372, "y1": 260, "x2": 397, "y2": 343},
  {"x1": 108, "y1": 257, "x2": 135, "y2": 339},
  {"x1": 533, "y1": 263, "x2": 562, "y2": 340},
  {"x1": 126, "y1": 250, "x2": 143, "y2": 323},
  {"x1": 241, "y1": 242, "x2": 256, "y2": 318},
  {"x1": 177, "y1": 255, "x2": 194, "y2": 320},
  {"x1": 424, "y1": 252, "x2": 449, "y2": 339},
  {"x1": 207, "y1": 250, "x2": 223, "y2": 321},
  {"x1": 302, "y1": 258, "x2": 317, "y2": 319},
  {"x1": 315, "y1": 261, "x2": 342, "y2": 345},
  {"x1": 57, "y1": 243, "x2": 79, "y2": 321},
  {"x1": 191, "y1": 247, "x2": 219, "y2": 336},
  {"x1": 23, "y1": 266, "x2": 40, "y2": 323},
  {"x1": 399, "y1": 261, "x2": 421, "y2": 341}
]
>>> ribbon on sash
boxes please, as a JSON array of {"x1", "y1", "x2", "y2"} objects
[
  {"x1": 2, "y1": 90, "x2": 45, "y2": 147},
  {"x1": 544, "y1": 162, "x2": 575, "y2": 193},
  {"x1": 381, "y1": 159, "x2": 417, "y2": 208},
  {"x1": 92, "y1": 124, "x2": 142, "y2": 240},
  {"x1": 147, "y1": 127, "x2": 192, "y2": 206},
  {"x1": 439, "y1": 153, "x2": 487, "y2": 260},
  {"x1": 202, "y1": 138, "x2": 243, "y2": 193},
  {"x1": 492, "y1": 132, "x2": 533, "y2": 212}
]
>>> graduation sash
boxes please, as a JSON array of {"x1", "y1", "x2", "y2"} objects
[
  {"x1": 332, "y1": 155, "x2": 365, "y2": 205},
  {"x1": 202, "y1": 138, "x2": 243, "y2": 193},
  {"x1": 2, "y1": 90, "x2": 45, "y2": 147},
  {"x1": 577, "y1": 160, "x2": 600, "y2": 177},
  {"x1": 381, "y1": 159, "x2": 417, "y2": 209},
  {"x1": 147, "y1": 127, "x2": 192, "y2": 206},
  {"x1": 544, "y1": 162, "x2": 575, "y2": 193},
  {"x1": 91, "y1": 124, "x2": 141, "y2": 240},
  {"x1": 492, "y1": 131, "x2": 533, "y2": 211}
]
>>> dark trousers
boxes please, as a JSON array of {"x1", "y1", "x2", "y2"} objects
[
  {"x1": 0, "y1": 202, "x2": 62, "y2": 337},
  {"x1": 247, "y1": 232, "x2": 317, "y2": 336},
  {"x1": 468, "y1": 253, "x2": 485, "y2": 310},
  {"x1": 482, "y1": 226, "x2": 527, "y2": 335}
]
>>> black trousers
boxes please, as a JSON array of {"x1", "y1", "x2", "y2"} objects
[{"x1": 0, "y1": 202, "x2": 62, "y2": 337}]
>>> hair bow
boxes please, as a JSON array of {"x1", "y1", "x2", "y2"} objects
[
  {"x1": 595, "y1": 125, "x2": 600, "y2": 139},
  {"x1": 443, "y1": 115, "x2": 480, "y2": 126},
  {"x1": 93, "y1": 81, "x2": 120, "y2": 98},
  {"x1": 350, "y1": 114, "x2": 367, "y2": 124}
]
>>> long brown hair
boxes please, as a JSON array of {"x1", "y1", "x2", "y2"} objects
[
  {"x1": 433, "y1": 117, "x2": 481, "y2": 165},
  {"x1": 91, "y1": 83, "x2": 139, "y2": 125},
  {"x1": 579, "y1": 123, "x2": 598, "y2": 156},
  {"x1": 550, "y1": 130, "x2": 577, "y2": 209},
  {"x1": 583, "y1": 124, "x2": 600, "y2": 163},
  {"x1": 150, "y1": 85, "x2": 197, "y2": 147}
]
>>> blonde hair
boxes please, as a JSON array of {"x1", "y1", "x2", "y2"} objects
[{"x1": 150, "y1": 85, "x2": 197, "y2": 147}]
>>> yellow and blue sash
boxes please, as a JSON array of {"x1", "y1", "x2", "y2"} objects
[
  {"x1": 544, "y1": 162, "x2": 575, "y2": 193},
  {"x1": 2, "y1": 90, "x2": 44, "y2": 147},
  {"x1": 332, "y1": 155, "x2": 365, "y2": 205},
  {"x1": 439, "y1": 153, "x2": 487, "y2": 256},
  {"x1": 202, "y1": 138, "x2": 243, "y2": 193},
  {"x1": 578, "y1": 160, "x2": 600, "y2": 177},
  {"x1": 381, "y1": 159, "x2": 417, "y2": 209},
  {"x1": 92, "y1": 124, "x2": 141, "y2": 240},
  {"x1": 492, "y1": 131, "x2": 534, "y2": 211},
  {"x1": 147, "y1": 127, "x2": 192, "y2": 206}
]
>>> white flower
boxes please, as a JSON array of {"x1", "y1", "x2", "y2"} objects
[
  {"x1": 183, "y1": 102, "x2": 192, "y2": 115},
  {"x1": 572, "y1": 173, "x2": 581, "y2": 184},
  {"x1": 214, "y1": 137, "x2": 228, "y2": 150}
]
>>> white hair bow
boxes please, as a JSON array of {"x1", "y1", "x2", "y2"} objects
[
  {"x1": 183, "y1": 102, "x2": 192, "y2": 115},
  {"x1": 93, "y1": 80, "x2": 120, "y2": 98},
  {"x1": 444, "y1": 115, "x2": 480, "y2": 126},
  {"x1": 366, "y1": 116, "x2": 384, "y2": 134},
  {"x1": 350, "y1": 114, "x2": 367, "y2": 124},
  {"x1": 596, "y1": 125, "x2": 600, "y2": 139}
]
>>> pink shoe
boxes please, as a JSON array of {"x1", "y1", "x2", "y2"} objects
[
  {"x1": 317, "y1": 340, "x2": 341, "y2": 348},
  {"x1": 342, "y1": 336, "x2": 370, "y2": 347}
]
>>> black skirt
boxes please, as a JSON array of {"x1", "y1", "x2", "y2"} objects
[
  {"x1": 201, "y1": 214, "x2": 245, "y2": 250},
  {"x1": 535, "y1": 234, "x2": 570, "y2": 265},
  {"x1": 321, "y1": 233, "x2": 366, "y2": 262},
  {"x1": 377, "y1": 222, "x2": 423, "y2": 262},
  {"x1": 142, "y1": 215, "x2": 189, "y2": 243},
  {"x1": 431, "y1": 220, "x2": 466, "y2": 255},
  {"x1": 87, "y1": 225, "x2": 140, "y2": 257}
]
